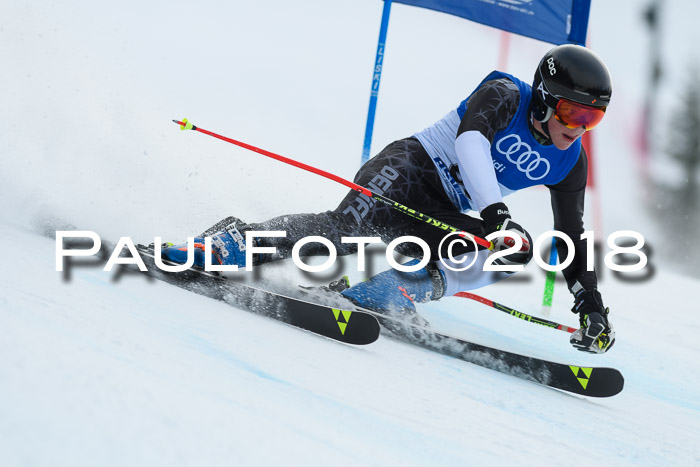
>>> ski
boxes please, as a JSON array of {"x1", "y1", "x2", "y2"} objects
[
  {"x1": 48, "y1": 222, "x2": 380, "y2": 346},
  {"x1": 394, "y1": 328, "x2": 624, "y2": 397},
  {"x1": 304, "y1": 281, "x2": 622, "y2": 396},
  {"x1": 129, "y1": 245, "x2": 381, "y2": 345},
  {"x1": 132, "y1": 245, "x2": 381, "y2": 345}
]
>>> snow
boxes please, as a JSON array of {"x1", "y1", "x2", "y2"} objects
[{"x1": 2, "y1": 0, "x2": 700, "y2": 465}]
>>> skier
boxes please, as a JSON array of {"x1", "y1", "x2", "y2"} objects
[{"x1": 163, "y1": 44, "x2": 615, "y2": 354}]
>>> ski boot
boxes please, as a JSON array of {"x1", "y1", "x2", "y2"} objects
[
  {"x1": 339, "y1": 260, "x2": 445, "y2": 339},
  {"x1": 161, "y1": 217, "x2": 251, "y2": 269}
]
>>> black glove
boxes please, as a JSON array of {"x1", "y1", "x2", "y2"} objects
[
  {"x1": 481, "y1": 202, "x2": 533, "y2": 267},
  {"x1": 570, "y1": 287, "x2": 615, "y2": 353}
]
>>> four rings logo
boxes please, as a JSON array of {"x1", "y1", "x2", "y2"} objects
[{"x1": 495, "y1": 134, "x2": 550, "y2": 181}]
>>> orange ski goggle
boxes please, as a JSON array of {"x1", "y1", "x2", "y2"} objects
[{"x1": 553, "y1": 99, "x2": 607, "y2": 131}]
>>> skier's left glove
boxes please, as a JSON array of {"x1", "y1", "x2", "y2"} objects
[{"x1": 570, "y1": 287, "x2": 615, "y2": 353}]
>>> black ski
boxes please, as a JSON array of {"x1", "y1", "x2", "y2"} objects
[
  {"x1": 416, "y1": 332, "x2": 622, "y2": 397},
  {"x1": 131, "y1": 245, "x2": 381, "y2": 345},
  {"x1": 363, "y1": 314, "x2": 624, "y2": 397}
]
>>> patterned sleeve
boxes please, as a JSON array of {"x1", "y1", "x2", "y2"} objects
[
  {"x1": 547, "y1": 146, "x2": 599, "y2": 291},
  {"x1": 456, "y1": 78, "x2": 520, "y2": 143}
]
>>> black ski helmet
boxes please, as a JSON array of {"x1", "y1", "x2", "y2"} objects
[{"x1": 532, "y1": 44, "x2": 612, "y2": 123}]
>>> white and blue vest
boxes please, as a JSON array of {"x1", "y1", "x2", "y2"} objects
[{"x1": 414, "y1": 71, "x2": 582, "y2": 212}]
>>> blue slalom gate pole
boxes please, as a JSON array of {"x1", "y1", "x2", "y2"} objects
[{"x1": 362, "y1": 0, "x2": 392, "y2": 165}]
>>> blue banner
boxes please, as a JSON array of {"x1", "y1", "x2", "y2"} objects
[{"x1": 390, "y1": 0, "x2": 590, "y2": 45}]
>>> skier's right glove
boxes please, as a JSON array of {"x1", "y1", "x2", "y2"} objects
[
  {"x1": 481, "y1": 202, "x2": 533, "y2": 268},
  {"x1": 570, "y1": 287, "x2": 616, "y2": 353}
]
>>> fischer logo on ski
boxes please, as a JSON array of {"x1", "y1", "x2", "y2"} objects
[
  {"x1": 569, "y1": 366, "x2": 594, "y2": 390},
  {"x1": 332, "y1": 308, "x2": 353, "y2": 335}
]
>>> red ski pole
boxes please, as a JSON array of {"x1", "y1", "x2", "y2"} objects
[
  {"x1": 455, "y1": 291, "x2": 577, "y2": 333},
  {"x1": 173, "y1": 118, "x2": 493, "y2": 250}
]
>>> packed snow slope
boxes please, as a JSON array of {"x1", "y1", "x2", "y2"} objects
[{"x1": 2, "y1": 0, "x2": 700, "y2": 465}]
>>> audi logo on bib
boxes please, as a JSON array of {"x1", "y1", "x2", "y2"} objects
[{"x1": 495, "y1": 134, "x2": 551, "y2": 181}]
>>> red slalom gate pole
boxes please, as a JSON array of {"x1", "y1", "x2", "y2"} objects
[
  {"x1": 173, "y1": 118, "x2": 493, "y2": 250},
  {"x1": 455, "y1": 291, "x2": 576, "y2": 333}
]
